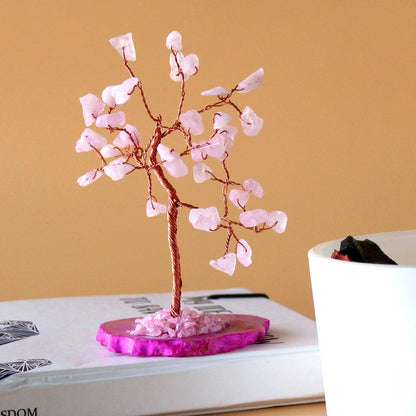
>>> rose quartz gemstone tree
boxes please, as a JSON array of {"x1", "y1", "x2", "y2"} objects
[{"x1": 76, "y1": 31, "x2": 287, "y2": 321}]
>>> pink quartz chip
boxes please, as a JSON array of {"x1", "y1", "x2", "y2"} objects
[
  {"x1": 239, "y1": 209, "x2": 268, "y2": 228},
  {"x1": 240, "y1": 106, "x2": 264, "y2": 136},
  {"x1": 111, "y1": 77, "x2": 138, "y2": 105},
  {"x1": 209, "y1": 253, "x2": 237, "y2": 276},
  {"x1": 229, "y1": 189, "x2": 250, "y2": 208},
  {"x1": 77, "y1": 169, "x2": 103, "y2": 187},
  {"x1": 146, "y1": 199, "x2": 167, "y2": 217},
  {"x1": 103, "y1": 161, "x2": 134, "y2": 181},
  {"x1": 236, "y1": 239, "x2": 252, "y2": 267},
  {"x1": 236, "y1": 68, "x2": 264, "y2": 94},
  {"x1": 213, "y1": 112, "x2": 232, "y2": 130},
  {"x1": 179, "y1": 109, "x2": 204, "y2": 135},
  {"x1": 131, "y1": 307, "x2": 227, "y2": 338},
  {"x1": 79, "y1": 93, "x2": 106, "y2": 127},
  {"x1": 182, "y1": 54, "x2": 199, "y2": 77},
  {"x1": 266, "y1": 210, "x2": 288, "y2": 234},
  {"x1": 96, "y1": 313, "x2": 269, "y2": 357},
  {"x1": 193, "y1": 162, "x2": 212, "y2": 183},
  {"x1": 109, "y1": 33, "x2": 136, "y2": 61},
  {"x1": 166, "y1": 31, "x2": 182, "y2": 51},
  {"x1": 96, "y1": 112, "x2": 126, "y2": 128},
  {"x1": 75, "y1": 128, "x2": 107, "y2": 152},
  {"x1": 189, "y1": 207, "x2": 221, "y2": 231},
  {"x1": 100, "y1": 144, "x2": 121, "y2": 158},
  {"x1": 200, "y1": 86, "x2": 230, "y2": 96},
  {"x1": 242, "y1": 178, "x2": 264, "y2": 198}
]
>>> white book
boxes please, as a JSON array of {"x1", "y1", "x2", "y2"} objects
[{"x1": 0, "y1": 288, "x2": 324, "y2": 416}]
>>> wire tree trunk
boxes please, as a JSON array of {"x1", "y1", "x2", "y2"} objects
[{"x1": 150, "y1": 125, "x2": 182, "y2": 317}]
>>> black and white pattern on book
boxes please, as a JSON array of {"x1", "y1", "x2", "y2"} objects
[
  {"x1": 0, "y1": 359, "x2": 52, "y2": 380},
  {"x1": 256, "y1": 332, "x2": 284, "y2": 345},
  {"x1": 0, "y1": 320, "x2": 40, "y2": 345}
]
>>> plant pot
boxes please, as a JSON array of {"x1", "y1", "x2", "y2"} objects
[{"x1": 308, "y1": 230, "x2": 416, "y2": 416}]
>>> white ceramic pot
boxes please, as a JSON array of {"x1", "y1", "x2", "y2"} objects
[{"x1": 308, "y1": 230, "x2": 416, "y2": 416}]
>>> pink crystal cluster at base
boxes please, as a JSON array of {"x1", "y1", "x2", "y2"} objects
[
  {"x1": 97, "y1": 314, "x2": 270, "y2": 357},
  {"x1": 130, "y1": 307, "x2": 228, "y2": 338}
]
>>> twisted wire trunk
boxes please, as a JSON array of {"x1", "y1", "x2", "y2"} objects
[
  {"x1": 150, "y1": 125, "x2": 182, "y2": 317},
  {"x1": 166, "y1": 197, "x2": 182, "y2": 317}
]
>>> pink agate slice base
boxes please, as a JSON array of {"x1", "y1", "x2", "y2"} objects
[{"x1": 96, "y1": 314, "x2": 270, "y2": 357}]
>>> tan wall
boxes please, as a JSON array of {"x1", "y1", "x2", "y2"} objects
[{"x1": 1, "y1": 0, "x2": 415, "y2": 319}]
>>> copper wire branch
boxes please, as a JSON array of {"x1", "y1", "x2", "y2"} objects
[
  {"x1": 170, "y1": 49, "x2": 187, "y2": 122},
  {"x1": 90, "y1": 145, "x2": 108, "y2": 166},
  {"x1": 221, "y1": 161, "x2": 231, "y2": 218},
  {"x1": 224, "y1": 228, "x2": 233, "y2": 255},
  {"x1": 198, "y1": 92, "x2": 243, "y2": 117},
  {"x1": 122, "y1": 50, "x2": 159, "y2": 123}
]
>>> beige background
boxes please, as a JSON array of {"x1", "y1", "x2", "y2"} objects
[{"x1": 1, "y1": 1, "x2": 415, "y2": 320}]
